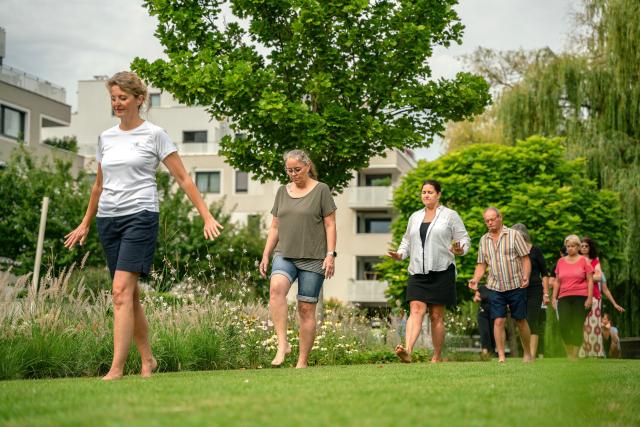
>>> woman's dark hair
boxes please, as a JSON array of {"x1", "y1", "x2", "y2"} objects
[
  {"x1": 422, "y1": 179, "x2": 441, "y2": 193},
  {"x1": 581, "y1": 236, "x2": 599, "y2": 259}
]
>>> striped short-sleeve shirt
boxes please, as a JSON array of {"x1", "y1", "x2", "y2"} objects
[{"x1": 477, "y1": 226, "x2": 529, "y2": 292}]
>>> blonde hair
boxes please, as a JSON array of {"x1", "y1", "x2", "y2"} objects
[
  {"x1": 564, "y1": 234, "x2": 581, "y2": 248},
  {"x1": 106, "y1": 71, "x2": 148, "y2": 110},
  {"x1": 283, "y1": 149, "x2": 317, "y2": 179}
]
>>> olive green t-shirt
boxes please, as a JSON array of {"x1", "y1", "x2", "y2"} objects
[{"x1": 271, "y1": 182, "x2": 337, "y2": 260}]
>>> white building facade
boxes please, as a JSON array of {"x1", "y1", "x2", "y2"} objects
[
  {"x1": 0, "y1": 28, "x2": 84, "y2": 173},
  {"x1": 43, "y1": 78, "x2": 416, "y2": 306}
]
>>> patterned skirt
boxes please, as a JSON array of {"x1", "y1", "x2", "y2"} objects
[{"x1": 580, "y1": 298, "x2": 605, "y2": 358}]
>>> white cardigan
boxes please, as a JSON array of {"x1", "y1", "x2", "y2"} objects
[{"x1": 396, "y1": 205, "x2": 471, "y2": 275}]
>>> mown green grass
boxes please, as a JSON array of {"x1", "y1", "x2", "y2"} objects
[{"x1": 0, "y1": 359, "x2": 638, "y2": 427}]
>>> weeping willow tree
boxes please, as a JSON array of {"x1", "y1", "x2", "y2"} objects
[{"x1": 489, "y1": 0, "x2": 640, "y2": 336}]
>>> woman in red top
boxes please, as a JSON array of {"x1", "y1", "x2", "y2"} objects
[{"x1": 552, "y1": 235, "x2": 594, "y2": 359}]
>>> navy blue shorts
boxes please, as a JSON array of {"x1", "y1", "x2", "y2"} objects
[
  {"x1": 487, "y1": 287, "x2": 527, "y2": 320},
  {"x1": 96, "y1": 210, "x2": 159, "y2": 279}
]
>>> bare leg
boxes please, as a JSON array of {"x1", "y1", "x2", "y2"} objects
[
  {"x1": 132, "y1": 286, "x2": 156, "y2": 377},
  {"x1": 516, "y1": 319, "x2": 533, "y2": 362},
  {"x1": 429, "y1": 304, "x2": 446, "y2": 363},
  {"x1": 530, "y1": 334, "x2": 539, "y2": 359},
  {"x1": 564, "y1": 344, "x2": 579, "y2": 360},
  {"x1": 269, "y1": 275, "x2": 292, "y2": 366},
  {"x1": 296, "y1": 301, "x2": 317, "y2": 368},
  {"x1": 396, "y1": 301, "x2": 427, "y2": 362},
  {"x1": 494, "y1": 317, "x2": 506, "y2": 362},
  {"x1": 395, "y1": 316, "x2": 413, "y2": 363},
  {"x1": 103, "y1": 271, "x2": 138, "y2": 380}
]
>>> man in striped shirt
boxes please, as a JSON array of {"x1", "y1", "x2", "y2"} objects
[{"x1": 469, "y1": 207, "x2": 533, "y2": 362}]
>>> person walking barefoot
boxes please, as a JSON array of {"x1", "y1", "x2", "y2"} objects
[
  {"x1": 259, "y1": 149, "x2": 337, "y2": 368},
  {"x1": 65, "y1": 71, "x2": 223, "y2": 380},
  {"x1": 387, "y1": 180, "x2": 470, "y2": 363}
]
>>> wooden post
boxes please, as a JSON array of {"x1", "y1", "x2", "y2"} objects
[{"x1": 32, "y1": 196, "x2": 49, "y2": 292}]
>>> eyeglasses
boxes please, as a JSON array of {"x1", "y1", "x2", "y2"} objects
[{"x1": 285, "y1": 167, "x2": 305, "y2": 175}]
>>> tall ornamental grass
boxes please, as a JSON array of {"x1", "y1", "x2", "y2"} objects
[{"x1": 0, "y1": 266, "x2": 402, "y2": 380}]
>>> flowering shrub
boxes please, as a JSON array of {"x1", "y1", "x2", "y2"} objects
[
  {"x1": 443, "y1": 301, "x2": 478, "y2": 337},
  {"x1": 0, "y1": 267, "x2": 402, "y2": 379}
]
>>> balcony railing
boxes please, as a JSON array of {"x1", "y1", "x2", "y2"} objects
[
  {"x1": 0, "y1": 65, "x2": 66, "y2": 103},
  {"x1": 347, "y1": 280, "x2": 389, "y2": 304},
  {"x1": 176, "y1": 142, "x2": 219, "y2": 154},
  {"x1": 347, "y1": 186, "x2": 393, "y2": 209}
]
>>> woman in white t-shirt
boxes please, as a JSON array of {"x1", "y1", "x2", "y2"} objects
[{"x1": 64, "y1": 71, "x2": 223, "y2": 380}]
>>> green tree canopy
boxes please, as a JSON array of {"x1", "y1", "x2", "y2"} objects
[
  {"x1": 132, "y1": 0, "x2": 490, "y2": 192},
  {"x1": 42, "y1": 136, "x2": 78, "y2": 153},
  {"x1": 0, "y1": 149, "x2": 266, "y2": 299},
  {"x1": 377, "y1": 136, "x2": 622, "y2": 307},
  {"x1": 449, "y1": 0, "x2": 640, "y2": 335},
  {"x1": 0, "y1": 148, "x2": 101, "y2": 274}
]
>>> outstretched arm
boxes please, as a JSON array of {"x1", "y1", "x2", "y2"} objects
[
  {"x1": 65, "y1": 165, "x2": 103, "y2": 249},
  {"x1": 602, "y1": 281, "x2": 625, "y2": 312},
  {"x1": 388, "y1": 215, "x2": 412, "y2": 260},
  {"x1": 259, "y1": 217, "x2": 279, "y2": 278},
  {"x1": 163, "y1": 152, "x2": 223, "y2": 239},
  {"x1": 323, "y1": 211, "x2": 337, "y2": 279},
  {"x1": 469, "y1": 263, "x2": 487, "y2": 290}
]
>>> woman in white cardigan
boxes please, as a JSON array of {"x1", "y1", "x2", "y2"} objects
[{"x1": 388, "y1": 180, "x2": 470, "y2": 363}]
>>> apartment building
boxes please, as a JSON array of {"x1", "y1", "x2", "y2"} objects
[
  {"x1": 0, "y1": 28, "x2": 84, "y2": 173},
  {"x1": 42, "y1": 77, "x2": 415, "y2": 306}
]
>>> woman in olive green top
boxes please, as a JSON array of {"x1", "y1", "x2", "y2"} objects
[{"x1": 259, "y1": 149, "x2": 337, "y2": 368}]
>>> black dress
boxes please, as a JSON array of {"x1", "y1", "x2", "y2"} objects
[
  {"x1": 526, "y1": 246, "x2": 549, "y2": 335},
  {"x1": 405, "y1": 222, "x2": 457, "y2": 305}
]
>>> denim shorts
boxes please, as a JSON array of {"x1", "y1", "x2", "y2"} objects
[
  {"x1": 487, "y1": 287, "x2": 527, "y2": 320},
  {"x1": 270, "y1": 255, "x2": 325, "y2": 303},
  {"x1": 96, "y1": 210, "x2": 159, "y2": 279}
]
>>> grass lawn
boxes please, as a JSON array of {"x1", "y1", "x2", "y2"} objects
[{"x1": 1, "y1": 359, "x2": 638, "y2": 427}]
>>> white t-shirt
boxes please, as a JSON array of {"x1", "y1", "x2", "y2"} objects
[{"x1": 96, "y1": 121, "x2": 177, "y2": 217}]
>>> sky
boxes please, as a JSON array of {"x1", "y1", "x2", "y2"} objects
[{"x1": 0, "y1": 0, "x2": 580, "y2": 160}]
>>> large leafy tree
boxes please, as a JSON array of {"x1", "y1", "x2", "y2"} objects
[
  {"x1": 0, "y1": 148, "x2": 102, "y2": 274},
  {"x1": 446, "y1": 0, "x2": 640, "y2": 335},
  {"x1": 0, "y1": 149, "x2": 265, "y2": 298},
  {"x1": 132, "y1": 0, "x2": 490, "y2": 192},
  {"x1": 377, "y1": 136, "x2": 622, "y2": 309}
]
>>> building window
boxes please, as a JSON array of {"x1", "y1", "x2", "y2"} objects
[
  {"x1": 196, "y1": 171, "x2": 221, "y2": 193},
  {"x1": 357, "y1": 211, "x2": 392, "y2": 234},
  {"x1": 363, "y1": 173, "x2": 392, "y2": 187},
  {"x1": 357, "y1": 256, "x2": 382, "y2": 280},
  {"x1": 149, "y1": 93, "x2": 161, "y2": 108},
  {"x1": 1, "y1": 105, "x2": 26, "y2": 140},
  {"x1": 183, "y1": 130, "x2": 208, "y2": 143},
  {"x1": 235, "y1": 171, "x2": 249, "y2": 193}
]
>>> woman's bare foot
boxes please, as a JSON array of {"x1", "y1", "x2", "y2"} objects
[
  {"x1": 295, "y1": 363, "x2": 308, "y2": 369},
  {"x1": 395, "y1": 344, "x2": 412, "y2": 363},
  {"x1": 271, "y1": 343, "x2": 292, "y2": 367},
  {"x1": 431, "y1": 355, "x2": 443, "y2": 363},
  {"x1": 102, "y1": 371, "x2": 123, "y2": 381},
  {"x1": 141, "y1": 357, "x2": 158, "y2": 378}
]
